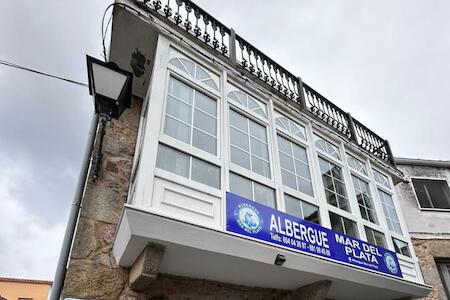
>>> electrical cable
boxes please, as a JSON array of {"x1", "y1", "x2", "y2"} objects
[{"x1": 0, "y1": 59, "x2": 88, "y2": 87}]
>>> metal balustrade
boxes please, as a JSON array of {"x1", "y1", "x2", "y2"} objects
[{"x1": 133, "y1": 0, "x2": 396, "y2": 166}]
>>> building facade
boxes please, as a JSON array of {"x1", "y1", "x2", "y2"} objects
[
  {"x1": 62, "y1": 0, "x2": 432, "y2": 299},
  {"x1": 0, "y1": 277, "x2": 52, "y2": 300},
  {"x1": 395, "y1": 158, "x2": 450, "y2": 300}
]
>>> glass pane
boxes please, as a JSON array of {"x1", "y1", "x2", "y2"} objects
[
  {"x1": 285, "y1": 194, "x2": 302, "y2": 218},
  {"x1": 293, "y1": 144, "x2": 307, "y2": 163},
  {"x1": 277, "y1": 135, "x2": 292, "y2": 154},
  {"x1": 329, "y1": 212, "x2": 344, "y2": 234},
  {"x1": 193, "y1": 109, "x2": 216, "y2": 135},
  {"x1": 279, "y1": 152, "x2": 295, "y2": 173},
  {"x1": 343, "y1": 218, "x2": 359, "y2": 238},
  {"x1": 323, "y1": 175, "x2": 334, "y2": 191},
  {"x1": 166, "y1": 96, "x2": 192, "y2": 123},
  {"x1": 195, "y1": 65, "x2": 210, "y2": 80},
  {"x1": 250, "y1": 137, "x2": 269, "y2": 160},
  {"x1": 392, "y1": 238, "x2": 411, "y2": 257},
  {"x1": 164, "y1": 117, "x2": 191, "y2": 144},
  {"x1": 249, "y1": 121, "x2": 267, "y2": 142},
  {"x1": 230, "y1": 173, "x2": 252, "y2": 200},
  {"x1": 294, "y1": 159, "x2": 309, "y2": 179},
  {"x1": 195, "y1": 92, "x2": 216, "y2": 116},
  {"x1": 254, "y1": 182, "x2": 275, "y2": 208},
  {"x1": 297, "y1": 177, "x2": 314, "y2": 197},
  {"x1": 230, "y1": 127, "x2": 249, "y2": 151},
  {"x1": 281, "y1": 170, "x2": 297, "y2": 190},
  {"x1": 202, "y1": 78, "x2": 218, "y2": 90},
  {"x1": 337, "y1": 195, "x2": 350, "y2": 212},
  {"x1": 325, "y1": 190, "x2": 338, "y2": 206},
  {"x1": 364, "y1": 227, "x2": 375, "y2": 244},
  {"x1": 373, "y1": 230, "x2": 386, "y2": 248},
  {"x1": 302, "y1": 201, "x2": 319, "y2": 224},
  {"x1": 156, "y1": 145, "x2": 189, "y2": 178},
  {"x1": 169, "y1": 77, "x2": 193, "y2": 104},
  {"x1": 179, "y1": 58, "x2": 195, "y2": 76},
  {"x1": 412, "y1": 178, "x2": 450, "y2": 209},
  {"x1": 191, "y1": 158, "x2": 220, "y2": 188},
  {"x1": 192, "y1": 129, "x2": 216, "y2": 155},
  {"x1": 231, "y1": 146, "x2": 250, "y2": 169},
  {"x1": 229, "y1": 110, "x2": 248, "y2": 132},
  {"x1": 251, "y1": 156, "x2": 271, "y2": 178}
]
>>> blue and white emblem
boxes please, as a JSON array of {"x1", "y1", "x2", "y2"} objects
[
  {"x1": 384, "y1": 252, "x2": 399, "y2": 274},
  {"x1": 234, "y1": 203, "x2": 263, "y2": 234}
]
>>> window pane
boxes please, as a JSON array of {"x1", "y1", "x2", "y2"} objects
[
  {"x1": 314, "y1": 135, "x2": 341, "y2": 160},
  {"x1": 192, "y1": 129, "x2": 216, "y2": 155},
  {"x1": 193, "y1": 109, "x2": 216, "y2": 135},
  {"x1": 164, "y1": 117, "x2": 191, "y2": 144},
  {"x1": 281, "y1": 170, "x2": 297, "y2": 190},
  {"x1": 156, "y1": 145, "x2": 189, "y2": 178},
  {"x1": 343, "y1": 217, "x2": 359, "y2": 238},
  {"x1": 230, "y1": 111, "x2": 270, "y2": 178},
  {"x1": 228, "y1": 89, "x2": 267, "y2": 117},
  {"x1": 352, "y1": 175, "x2": 378, "y2": 224},
  {"x1": 285, "y1": 194, "x2": 319, "y2": 224},
  {"x1": 251, "y1": 155, "x2": 271, "y2": 178},
  {"x1": 249, "y1": 121, "x2": 267, "y2": 142},
  {"x1": 278, "y1": 135, "x2": 313, "y2": 196},
  {"x1": 347, "y1": 154, "x2": 368, "y2": 175},
  {"x1": 191, "y1": 158, "x2": 220, "y2": 188},
  {"x1": 298, "y1": 177, "x2": 314, "y2": 197},
  {"x1": 230, "y1": 173, "x2": 252, "y2": 200},
  {"x1": 165, "y1": 77, "x2": 217, "y2": 154},
  {"x1": 378, "y1": 190, "x2": 402, "y2": 235},
  {"x1": 169, "y1": 77, "x2": 193, "y2": 104},
  {"x1": 251, "y1": 137, "x2": 269, "y2": 160},
  {"x1": 365, "y1": 226, "x2": 386, "y2": 248},
  {"x1": 412, "y1": 178, "x2": 450, "y2": 209},
  {"x1": 274, "y1": 111, "x2": 307, "y2": 141},
  {"x1": 373, "y1": 169, "x2": 390, "y2": 189},
  {"x1": 319, "y1": 158, "x2": 350, "y2": 212},
  {"x1": 254, "y1": 183, "x2": 275, "y2": 208},
  {"x1": 302, "y1": 201, "x2": 320, "y2": 224},
  {"x1": 230, "y1": 173, "x2": 275, "y2": 208},
  {"x1": 231, "y1": 146, "x2": 250, "y2": 169},
  {"x1": 229, "y1": 110, "x2": 247, "y2": 131},
  {"x1": 230, "y1": 127, "x2": 249, "y2": 151},
  {"x1": 166, "y1": 96, "x2": 192, "y2": 123},
  {"x1": 329, "y1": 212, "x2": 344, "y2": 234},
  {"x1": 195, "y1": 92, "x2": 217, "y2": 116},
  {"x1": 392, "y1": 238, "x2": 411, "y2": 257},
  {"x1": 285, "y1": 194, "x2": 302, "y2": 218}
]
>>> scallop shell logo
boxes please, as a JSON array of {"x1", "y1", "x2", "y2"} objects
[
  {"x1": 234, "y1": 203, "x2": 263, "y2": 234},
  {"x1": 384, "y1": 252, "x2": 399, "y2": 274}
]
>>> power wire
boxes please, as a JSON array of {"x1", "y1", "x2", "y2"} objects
[{"x1": 0, "y1": 59, "x2": 88, "y2": 87}]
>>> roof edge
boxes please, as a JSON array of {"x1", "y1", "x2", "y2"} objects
[
  {"x1": 0, "y1": 277, "x2": 52, "y2": 285},
  {"x1": 395, "y1": 157, "x2": 450, "y2": 168}
]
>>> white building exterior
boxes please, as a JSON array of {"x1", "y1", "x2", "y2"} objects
[{"x1": 108, "y1": 1, "x2": 432, "y2": 298}]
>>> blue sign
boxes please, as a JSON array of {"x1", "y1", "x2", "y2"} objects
[{"x1": 226, "y1": 192, "x2": 403, "y2": 278}]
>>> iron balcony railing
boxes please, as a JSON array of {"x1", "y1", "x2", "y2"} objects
[{"x1": 133, "y1": 0, "x2": 396, "y2": 166}]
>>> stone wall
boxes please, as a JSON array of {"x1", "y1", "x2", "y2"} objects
[
  {"x1": 412, "y1": 237, "x2": 450, "y2": 300},
  {"x1": 60, "y1": 97, "x2": 294, "y2": 300}
]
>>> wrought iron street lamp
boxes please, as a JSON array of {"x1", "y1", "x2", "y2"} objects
[{"x1": 86, "y1": 55, "x2": 133, "y2": 119}]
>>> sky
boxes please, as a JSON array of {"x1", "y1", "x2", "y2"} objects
[{"x1": 0, "y1": 0, "x2": 449, "y2": 281}]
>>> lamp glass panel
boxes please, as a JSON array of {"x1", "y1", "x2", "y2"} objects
[{"x1": 92, "y1": 63, "x2": 127, "y2": 100}]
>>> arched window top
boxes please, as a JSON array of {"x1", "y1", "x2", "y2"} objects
[
  {"x1": 168, "y1": 48, "x2": 219, "y2": 91},
  {"x1": 227, "y1": 89, "x2": 267, "y2": 118},
  {"x1": 274, "y1": 111, "x2": 306, "y2": 141}
]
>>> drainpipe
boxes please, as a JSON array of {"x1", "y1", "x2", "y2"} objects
[{"x1": 49, "y1": 113, "x2": 99, "y2": 300}]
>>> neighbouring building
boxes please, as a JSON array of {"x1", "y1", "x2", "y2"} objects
[
  {"x1": 0, "y1": 277, "x2": 52, "y2": 300},
  {"x1": 61, "y1": 0, "x2": 432, "y2": 299},
  {"x1": 395, "y1": 158, "x2": 450, "y2": 300}
]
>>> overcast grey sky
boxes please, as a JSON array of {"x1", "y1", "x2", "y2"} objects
[{"x1": 0, "y1": 1, "x2": 449, "y2": 281}]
